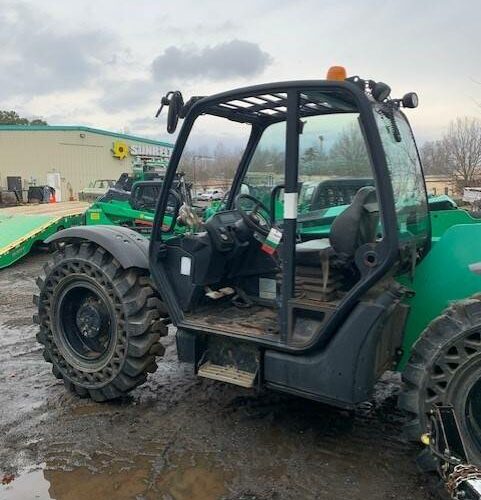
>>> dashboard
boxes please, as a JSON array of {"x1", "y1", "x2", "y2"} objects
[{"x1": 204, "y1": 210, "x2": 251, "y2": 252}]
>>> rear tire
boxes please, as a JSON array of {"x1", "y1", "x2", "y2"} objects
[
  {"x1": 399, "y1": 299, "x2": 481, "y2": 464},
  {"x1": 34, "y1": 242, "x2": 168, "y2": 401}
]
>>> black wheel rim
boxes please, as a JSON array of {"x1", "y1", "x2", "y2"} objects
[
  {"x1": 56, "y1": 280, "x2": 114, "y2": 363},
  {"x1": 466, "y1": 377, "x2": 481, "y2": 452}
]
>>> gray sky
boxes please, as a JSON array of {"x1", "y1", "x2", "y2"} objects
[{"x1": 1, "y1": 0, "x2": 480, "y2": 145}]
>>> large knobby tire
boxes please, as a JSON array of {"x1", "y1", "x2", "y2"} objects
[
  {"x1": 34, "y1": 242, "x2": 168, "y2": 402},
  {"x1": 399, "y1": 299, "x2": 481, "y2": 464}
]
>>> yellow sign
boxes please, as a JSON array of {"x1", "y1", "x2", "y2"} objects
[{"x1": 112, "y1": 141, "x2": 129, "y2": 160}]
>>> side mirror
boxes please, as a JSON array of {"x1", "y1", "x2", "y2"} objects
[
  {"x1": 156, "y1": 91, "x2": 184, "y2": 134},
  {"x1": 402, "y1": 92, "x2": 419, "y2": 109}
]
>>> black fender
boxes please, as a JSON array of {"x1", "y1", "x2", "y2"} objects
[{"x1": 45, "y1": 225, "x2": 149, "y2": 270}]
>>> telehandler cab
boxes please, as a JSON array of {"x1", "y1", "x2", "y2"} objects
[{"x1": 35, "y1": 68, "x2": 481, "y2": 485}]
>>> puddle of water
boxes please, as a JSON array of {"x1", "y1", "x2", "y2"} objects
[
  {"x1": 1, "y1": 452, "x2": 231, "y2": 500},
  {"x1": 157, "y1": 454, "x2": 231, "y2": 500},
  {"x1": 1, "y1": 465, "x2": 149, "y2": 500},
  {"x1": 1, "y1": 467, "x2": 51, "y2": 500},
  {"x1": 44, "y1": 466, "x2": 151, "y2": 500}
]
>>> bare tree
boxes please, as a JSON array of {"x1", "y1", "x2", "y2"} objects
[
  {"x1": 328, "y1": 124, "x2": 370, "y2": 176},
  {"x1": 213, "y1": 142, "x2": 242, "y2": 182},
  {"x1": 179, "y1": 142, "x2": 246, "y2": 190},
  {"x1": 250, "y1": 146, "x2": 284, "y2": 174},
  {"x1": 419, "y1": 140, "x2": 449, "y2": 175},
  {"x1": 443, "y1": 117, "x2": 481, "y2": 188}
]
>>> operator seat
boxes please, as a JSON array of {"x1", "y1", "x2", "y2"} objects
[{"x1": 295, "y1": 186, "x2": 379, "y2": 267}]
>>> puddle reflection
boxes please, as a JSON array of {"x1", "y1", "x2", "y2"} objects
[{"x1": 1, "y1": 453, "x2": 230, "y2": 500}]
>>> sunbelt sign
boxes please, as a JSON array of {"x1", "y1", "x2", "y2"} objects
[
  {"x1": 112, "y1": 141, "x2": 172, "y2": 160},
  {"x1": 130, "y1": 144, "x2": 171, "y2": 158}
]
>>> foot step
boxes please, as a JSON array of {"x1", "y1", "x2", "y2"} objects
[{"x1": 198, "y1": 362, "x2": 256, "y2": 388}]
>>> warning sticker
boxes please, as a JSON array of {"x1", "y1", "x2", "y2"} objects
[{"x1": 261, "y1": 227, "x2": 282, "y2": 255}]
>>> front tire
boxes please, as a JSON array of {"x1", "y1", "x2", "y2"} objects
[
  {"x1": 399, "y1": 299, "x2": 481, "y2": 464},
  {"x1": 34, "y1": 242, "x2": 168, "y2": 401}
]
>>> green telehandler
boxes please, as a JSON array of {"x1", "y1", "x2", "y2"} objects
[
  {"x1": 34, "y1": 69, "x2": 481, "y2": 494},
  {"x1": 84, "y1": 171, "x2": 197, "y2": 235}
]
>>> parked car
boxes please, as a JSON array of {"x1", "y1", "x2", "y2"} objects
[{"x1": 197, "y1": 189, "x2": 224, "y2": 201}]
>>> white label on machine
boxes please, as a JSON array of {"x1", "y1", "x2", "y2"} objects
[
  {"x1": 284, "y1": 192, "x2": 298, "y2": 219},
  {"x1": 259, "y1": 278, "x2": 276, "y2": 300},
  {"x1": 180, "y1": 256, "x2": 192, "y2": 276}
]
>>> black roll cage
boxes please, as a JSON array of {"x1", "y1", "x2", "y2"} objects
[{"x1": 149, "y1": 80, "x2": 411, "y2": 353}]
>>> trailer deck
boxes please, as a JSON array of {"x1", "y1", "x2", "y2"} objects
[{"x1": 0, "y1": 202, "x2": 88, "y2": 269}]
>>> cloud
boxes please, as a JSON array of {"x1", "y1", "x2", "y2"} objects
[
  {"x1": 97, "y1": 39, "x2": 272, "y2": 113},
  {"x1": 160, "y1": 19, "x2": 240, "y2": 37},
  {"x1": 0, "y1": 2, "x2": 117, "y2": 99},
  {"x1": 99, "y1": 79, "x2": 159, "y2": 113},
  {"x1": 152, "y1": 40, "x2": 272, "y2": 82},
  {"x1": 124, "y1": 115, "x2": 168, "y2": 141}
]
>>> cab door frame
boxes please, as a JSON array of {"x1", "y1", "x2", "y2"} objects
[{"x1": 150, "y1": 80, "x2": 401, "y2": 353}]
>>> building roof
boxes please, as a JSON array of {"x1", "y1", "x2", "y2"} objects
[
  {"x1": 424, "y1": 174, "x2": 452, "y2": 181},
  {"x1": 0, "y1": 125, "x2": 173, "y2": 148}
]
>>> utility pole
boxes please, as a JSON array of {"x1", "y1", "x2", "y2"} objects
[{"x1": 192, "y1": 155, "x2": 214, "y2": 194}]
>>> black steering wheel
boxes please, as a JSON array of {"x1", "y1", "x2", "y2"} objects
[{"x1": 234, "y1": 193, "x2": 273, "y2": 237}]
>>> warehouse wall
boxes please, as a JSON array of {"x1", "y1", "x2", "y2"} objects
[{"x1": 0, "y1": 129, "x2": 170, "y2": 198}]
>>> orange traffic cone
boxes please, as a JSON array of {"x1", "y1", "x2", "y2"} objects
[{"x1": 49, "y1": 192, "x2": 56, "y2": 203}]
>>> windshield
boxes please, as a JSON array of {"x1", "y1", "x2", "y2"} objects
[{"x1": 374, "y1": 105, "x2": 429, "y2": 243}]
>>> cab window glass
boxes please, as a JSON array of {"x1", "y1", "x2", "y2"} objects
[
  {"x1": 298, "y1": 113, "x2": 373, "y2": 213},
  {"x1": 177, "y1": 115, "x2": 250, "y2": 197},
  {"x1": 244, "y1": 113, "x2": 379, "y2": 240},
  {"x1": 374, "y1": 106, "x2": 429, "y2": 241}
]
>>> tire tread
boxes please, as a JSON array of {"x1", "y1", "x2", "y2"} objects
[{"x1": 35, "y1": 242, "x2": 169, "y2": 401}]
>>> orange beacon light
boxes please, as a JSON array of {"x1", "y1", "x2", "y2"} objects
[{"x1": 326, "y1": 66, "x2": 347, "y2": 80}]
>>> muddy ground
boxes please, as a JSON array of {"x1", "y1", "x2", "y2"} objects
[{"x1": 0, "y1": 250, "x2": 443, "y2": 500}]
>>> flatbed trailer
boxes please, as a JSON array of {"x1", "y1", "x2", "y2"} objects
[{"x1": 0, "y1": 202, "x2": 88, "y2": 269}]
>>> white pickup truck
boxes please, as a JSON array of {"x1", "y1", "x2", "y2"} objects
[{"x1": 78, "y1": 179, "x2": 116, "y2": 201}]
